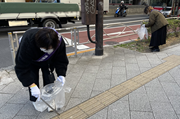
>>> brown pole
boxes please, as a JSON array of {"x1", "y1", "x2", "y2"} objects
[{"x1": 95, "y1": 0, "x2": 104, "y2": 56}]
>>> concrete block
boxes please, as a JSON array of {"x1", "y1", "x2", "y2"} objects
[
  {"x1": 145, "y1": 78, "x2": 162, "y2": 87},
  {"x1": 0, "y1": 104, "x2": 23, "y2": 119},
  {"x1": 13, "y1": 115, "x2": 37, "y2": 119},
  {"x1": 151, "y1": 102, "x2": 175, "y2": 113},
  {"x1": 84, "y1": 66, "x2": 99, "y2": 73},
  {"x1": 153, "y1": 112, "x2": 178, "y2": 119},
  {"x1": 113, "y1": 61, "x2": 126, "y2": 67},
  {"x1": 126, "y1": 64, "x2": 139, "y2": 71},
  {"x1": 88, "y1": 107, "x2": 108, "y2": 119},
  {"x1": 131, "y1": 111, "x2": 154, "y2": 119},
  {"x1": 93, "y1": 78, "x2": 110, "y2": 91},
  {"x1": 137, "y1": 61, "x2": 151, "y2": 68},
  {"x1": 161, "y1": 82, "x2": 180, "y2": 96},
  {"x1": 125, "y1": 58, "x2": 137, "y2": 64},
  {"x1": 90, "y1": 90, "x2": 103, "y2": 98},
  {"x1": 0, "y1": 93, "x2": 13, "y2": 108},
  {"x1": 99, "y1": 63, "x2": 112, "y2": 70},
  {"x1": 96, "y1": 70, "x2": 112, "y2": 79},
  {"x1": 129, "y1": 93, "x2": 151, "y2": 111},
  {"x1": 158, "y1": 72, "x2": 175, "y2": 83},
  {"x1": 136, "y1": 56, "x2": 148, "y2": 61},
  {"x1": 111, "y1": 74, "x2": 126, "y2": 88},
  {"x1": 17, "y1": 101, "x2": 40, "y2": 116},
  {"x1": 79, "y1": 73, "x2": 96, "y2": 84},
  {"x1": 112, "y1": 67, "x2": 126, "y2": 74},
  {"x1": 168, "y1": 96, "x2": 180, "y2": 114},
  {"x1": 108, "y1": 100, "x2": 130, "y2": 119}
]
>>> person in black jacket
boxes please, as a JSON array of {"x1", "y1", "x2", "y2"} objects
[
  {"x1": 119, "y1": 1, "x2": 125, "y2": 16},
  {"x1": 15, "y1": 28, "x2": 69, "y2": 111}
]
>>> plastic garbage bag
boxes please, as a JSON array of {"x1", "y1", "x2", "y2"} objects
[
  {"x1": 136, "y1": 26, "x2": 148, "y2": 40},
  {"x1": 33, "y1": 80, "x2": 71, "y2": 112}
]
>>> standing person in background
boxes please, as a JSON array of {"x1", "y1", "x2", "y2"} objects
[
  {"x1": 15, "y1": 28, "x2": 69, "y2": 112},
  {"x1": 143, "y1": 6, "x2": 169, "y2": 52}
]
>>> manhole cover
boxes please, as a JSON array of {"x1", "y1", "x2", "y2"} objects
[{"x1": 105, "y1": 41, "x2": 118, "y2": 45}]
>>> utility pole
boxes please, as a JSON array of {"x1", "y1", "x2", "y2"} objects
[{"x1": 95, "y1": 0, "x2": 103, "y2": 56}]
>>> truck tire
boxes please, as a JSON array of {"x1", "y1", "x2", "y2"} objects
[{"x1": 42, "y1": 19, "x2": 58, "y2": 29}]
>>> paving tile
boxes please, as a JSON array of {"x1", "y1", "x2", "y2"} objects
[
  {"x1": 125, "y1": 58, "x2": 137, "y2": 64},
  {"x1": 37, "y1": 111, "x2": 59, "y2": 119},
  {"x1": 168, "y1": 95, "x2": 180, "y2": 114},
  {"x1": 93, "y1": 78, "x2": 111, "y2": 91},
  {"x1": 126, "y1": 64, "x2": 139, "y2": 71},
  {"x1": 145, "y1": 78, "x2": 162, "y2": 87},
  {"x1": 108, "y1": 100, "x2": 130, "y2": 119},
  {"x1": 0, "y1": 85, "x2": 6, "y2": 90},
  {"x1": 79, "y1": 73, "x2": 96, "y2": 84},
  {"x1": 131, "y1": 86, "x2": 147, "y2": 94},
  {"x1": 129, "y1": 93, "x2": 152, "y2": 111},
  {"x1": 71, "y1": 86, "x2": 92, "y2": 98},
  {"x1": 90, "y1": 90, "x2": 103, "y2": 98},
  {"x1": 101, "y1": 57, "x2": 113, "y2": 63},
  {"x1": 13, "y1": 115, "x2": 37, "y2": 119},
  {"x1": 7, "y1": 88, "x2": 28, "y2": 104},
  {"x1": 146, "y1": 87, "x2": 169, "y2": 102},
  {"x1": 153, "y1": 111, "x2": 178, "y2": 119},
  {"x1": 136, "y1": 55, "x2": 148, "y2": 61},
  {"x1": 139, "y1": 67, "x2": 151, "y2": 73},
  {"x1": 125, "y1": 53, "x2": 136, "y2": 58},
  {"x1": 0, "y1": 103, "x2": 24, "y2": 119},
  {"x1": 137, "y1": 60, "x2": 151, "y2": 68},
  {"x1": 96, "y1": 70, "x2": 112, "y2": 79},
  {"x1": 17, "y1": 101, "x2": 40, "y2": 116},
  {"x1": 68, "y1": 57, "x2": 79, "y2": 64},
  {"x1": 127, "y1": 70, "x2": 141, "y2": 79},
  {"x1": 112, "y1": 55, "x2": 125, "y2": 61},
  {"x1": 88, "y1": 107, "x2": 108, "y2": 119},
  {"x1": 169, "y1": 67, "x2": 180, "y2": 79},
  {"x1": 150, "y1": 102, "x2": 175, "y2": 113},
  {"x1": 158, "y1": 72, "x2": 176, "y2": 83},
  {"x1": 88, "y1": 59, "x2": 101, "y2": 66},
  {"x1": 161, "y1": 82, "x2": 180, "y2": 96},
  {"x1": 99, "y1": 63, "x2": 113, "y2": 70},
  {"x1": 74, "y1": 82, "x2": 94, "y2": 91},
  {"x1": 84, "y1": 66, "x2": 99, "y2": 73},
  {"x1": 65, "y1": 97, "x2": 87, "y2": 111},
  {"x1": 112, "y1": 67, "x2": 126, "y2": 74},
  {"x1": 131, "y1": 111, "x2": 155, "y2": 119},
  {"x1": 0, "y1": 93, "x2": 14, "y2": 108},
  {"x1": 111, "y1": 74, "x2": 126, "y2": 87},
  {"x1": 112, "y1": 60, "x2": 126, "y2": 67}
]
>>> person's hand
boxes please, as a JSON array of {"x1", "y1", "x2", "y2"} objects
[
  {"x1": 57, "y1": 76, "x2": 65, "y2": 86},
  {"x1": 30, "y1": 84, "x2": 40, "y2": 100}
]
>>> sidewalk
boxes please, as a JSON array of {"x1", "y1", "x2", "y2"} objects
[{"x1": 1, "y1": 43, "x2": 180, "y2": 119}]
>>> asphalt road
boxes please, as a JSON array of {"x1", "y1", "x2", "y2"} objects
[{"x1": 0, "y1": 14, "x2": 149, "y2": 69}]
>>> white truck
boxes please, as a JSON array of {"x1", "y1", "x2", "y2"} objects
[{"x1": 0, "y1": 2, "x2": 79, "y2": 28}]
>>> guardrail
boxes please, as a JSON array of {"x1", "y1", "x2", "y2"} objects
[{"x1": 8, "y1": 17, "x2": 179, "y2": 65}]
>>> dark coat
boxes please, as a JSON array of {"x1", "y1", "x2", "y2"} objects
[
  {"x1": 15, "y1": 28, "x2": 69, "y2": 87},
  {"x1": 145, "y1": 10, "x2": 168, "y2": 33}
]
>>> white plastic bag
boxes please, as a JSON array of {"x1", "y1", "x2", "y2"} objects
[
  {"x1": 136, "y1": 26, "x2": 148, "y2": 40},
  {"x1": 33, "y1": 81, "x2": 71, "y2": 112}
]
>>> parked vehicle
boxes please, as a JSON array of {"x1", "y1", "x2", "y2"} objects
[
  {"x1": 114, "y1": 6, "x2": 128, "y2": 17},
  {"x1": 0, "y1": 2, "x2": 79, "y2": 28},
  {"x1": 160, "y1": 7, "x2": 172, "y2": 17}
]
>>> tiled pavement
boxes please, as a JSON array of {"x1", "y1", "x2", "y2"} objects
[{"x1": 1, "y1": 44, "x2": 180, "y2": 119}]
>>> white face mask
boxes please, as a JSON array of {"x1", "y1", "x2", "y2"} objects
[{"x1": 40, "y1": 48, "x2": 53, "y2": 54}]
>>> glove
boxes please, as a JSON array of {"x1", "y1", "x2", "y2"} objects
[
  {"x1": 30, "y1": 84, "x2": 40, "y2": 100},
  {"x1": 142, "y1": 24, "x2": 145, "y2": 27},
  {"x1": 57, "y1": 76, "x2": 65, "y2": 86}
]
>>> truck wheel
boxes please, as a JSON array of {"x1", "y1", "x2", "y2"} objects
[{"x1": 42, "y1": 19, "x2": 58, "y2": 29}]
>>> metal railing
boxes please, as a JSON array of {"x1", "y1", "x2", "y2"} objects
[{"x1": 9, "y1": 17, "x2": 179, "y2": 65}]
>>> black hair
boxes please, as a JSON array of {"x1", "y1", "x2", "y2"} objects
[
  {"x1": 35, "y1": 28, "x2": 60, "y2": 50},
  {"x1": 144, "y1": 6, "x2": 149, "y2": 14}
]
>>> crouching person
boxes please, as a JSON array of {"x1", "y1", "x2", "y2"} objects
[{"x1": 15, "y1": 28, "x2": 69, "y2": 112}]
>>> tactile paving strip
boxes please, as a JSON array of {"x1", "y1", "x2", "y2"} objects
[{"x1": 52, "y1": 55, "x2": 180, "y2": 119}]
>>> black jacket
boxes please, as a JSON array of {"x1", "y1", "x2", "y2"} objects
[{"x1": 15, "y1": 28, "x2": 69, "y2": 87}]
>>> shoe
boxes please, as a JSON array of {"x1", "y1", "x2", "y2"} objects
[
  {"x1": 48, "y1": 100, "x2": 56, "y2": 112},
  {"x1": 151, "y1": 48, "x2": 160, "y2": 52}
]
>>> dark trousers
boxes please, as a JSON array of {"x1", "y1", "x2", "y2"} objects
[{"x1": 28, "y1": 64, "x2": 55, "y2": 102}]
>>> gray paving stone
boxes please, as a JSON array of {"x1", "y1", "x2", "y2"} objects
[
  {"x1": 88, "y1": 107, "x2": 108, "y2": 119},
  {"x1": 150, "y1": 102, "x2": 175, "y2": 113},
  {"x1": 78, "y1": 56, "x2": 92, "y2": 62},
  {"x1": 178, "y1": 115, "x2": 180, "y2": 119},
  {"x1": 145, "y1": 78, "x2": 162, "y2": 87},
  {"x1": 161, "y1": 82, "x2": 180, "y2": 96},
  {"x1": 90, "y1": 90, "x2": 103, "y2": 98},
  {"x1": 113, "y1": 60, "x2": 126, "y2": 67},
  {"x1": 132, "y1": 86, "x2": 146, "y2": 94},
  {"x1": 93, "y1": 78, "x2": 110, "y2": 91},
  {"x1": 126, "y1": 64, "x2": 139, "y2": 71},
  {"x1": 125, "y1": 57, "x2": 137, "y2": 64},
  {"x1": 65, "y1": 97, "x2": 87, "y2": 110},
  {"x1": 13, "y1": 115, "x2": 37, "y2": 119},
  {"x1": 17, "y1": 101, "x2": 40, "y2": 116},
  {"x1": 137, "y1": 60, "x2": 151, "y2": 68},
  {"x1": 131, "y1": 111, "x2": 155, "y2": 119},
  {"x1": 0, "y1": 80, "x2": 24, "y2": 94},
  {"x1": 168, "y1": 95, "x2": 180, "y2": 114},
  {"x1": 108, "y1": 100, "x2": 130, "y2": 119},
  {"x1": 79, "y1": 73, "x2": 96, "y2": 84},
  {"x1": 112, "y1": 67, "x2": 126, "y2": 74},
  {"x1": 101, "y1": 57, "x2": 113, "y2": 63},
  {"x1": 112, "y1": 55, "x2": 125, "y2": 61},
  {"x1": 146, "y1": 87, "x2": 169, "y2": 102},
  {"x1": 136, "y1": 55, "x2": 148, "y2": 61},
  {"x1": 148, "y1": 59, "x2": 162, "y2": 65},
  {"x1": 96, "y1": 70, "x2": 112, "y2": 79},
  {"x1": 139, "y1": 67, "x2": 151, "y2": 73},
  {"x1": 129, "y1": 93, "x2": 152, "y2": 111},
  {"x1": 68, "y1": 57, "x2": 79, "y2": 65},
  {"x1": 111, "y1": 74, "x2": 126, "y2": 87},
  {"x1": 88, "y1": 59, "x2": 101, "y2": 66},
  {"x1": 71, "y1": 86, "x2": 92, "y2": 98},
  {"x1": 84, "y1": 66, "x2": 99, "y2": 73},
  {"x1": 74, "y1": 82, "x2": 94, "y2": 91},
  {"x1": 99, "y1": 63, "x2": 112, "y2": 70},
  {"x1": 145, "y1": 54, "x2": 159, "y2": 59},
  {"x1": 153, "y1": 111, "x2": 178, "y2": 119},
  {"x1": 0, "y1": 85, "x2": 6, "y2": 90},
  {"x1": 0, "y1": 103, "x2": 24, "y2": 119},
  {"x1": 7, "y1": 88, "x2": 29, "y2": 104},
  {"x1": 0, "y1": 93, "x2": 13, "y2": 108},
  {"x1": 126, "y1": 70, "x2": 141, "y2": 79},
  {"x1": 37, "y1": 110, "x2": 61, "y2": 119},
  {"x1": 169, "y1": 67, "x2": 180, "y2": 79},
  {"x1": 158, "y1": 72, "x2": 176, "y2": 83},
  {"x1": 125, "y1": 53, "x2": 136, "y2": 58}
]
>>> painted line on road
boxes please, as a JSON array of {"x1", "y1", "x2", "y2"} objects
[
  {"x1": 52, "y1": 55, "x2": 180, "y2": 119},
  {"x1": 67, "y1": 48, "x2": 95, "y2": 57}
]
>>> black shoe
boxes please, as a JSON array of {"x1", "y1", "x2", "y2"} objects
[{"x1": 151, "y1": 48, "x2": 160, "y2": 52}]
